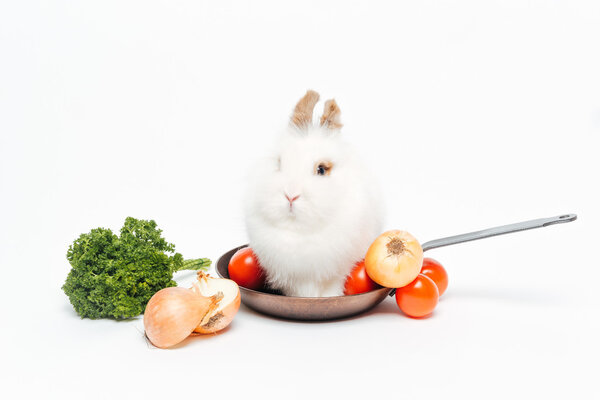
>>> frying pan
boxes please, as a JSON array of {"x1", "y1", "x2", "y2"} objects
[{"x1": 216, "y1": 214, "x2": 576, "y2": 321}]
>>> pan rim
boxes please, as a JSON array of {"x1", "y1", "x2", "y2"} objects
[{"x1": 216, "y1": 244, "x2": 392, "y2": 300}]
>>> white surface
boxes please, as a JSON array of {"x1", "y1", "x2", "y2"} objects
[{"x1": 1, "y1": 1, "x2": 599, "y2": 399}]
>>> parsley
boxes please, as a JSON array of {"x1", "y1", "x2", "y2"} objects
[{"x1": 62, "y1": 217, "x2": 210, "y2": 319}]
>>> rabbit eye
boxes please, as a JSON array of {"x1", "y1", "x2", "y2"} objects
[{"x1": 314, "y1": 161, "x2": 333, "y2": 176}]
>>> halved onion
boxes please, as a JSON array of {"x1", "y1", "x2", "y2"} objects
[{"x1": 191, "y1": 271, "x2": 241, "y2": 334}]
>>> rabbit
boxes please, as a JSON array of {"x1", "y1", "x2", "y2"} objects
[{"x1": 243, "y1": 90, "x2": 384, "y2": 297}]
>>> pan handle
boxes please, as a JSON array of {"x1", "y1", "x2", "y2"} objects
[
  {"x1": 421, "y1": 213, "x2": 577, "y2": 252},
  {"x1": 388, "y1": 213, "x2": 577, "y2": 297}
]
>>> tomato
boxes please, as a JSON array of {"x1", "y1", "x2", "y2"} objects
[
  {"x1": 344, "y1": 260, "x2": 380, "y2": 295},
  {"x1": 395, "y1": 274, "x2": 439, "y2": 318},
  {"x1": 420, "y1": 257, "x2": 449, "y2": 296},
  {"x1": 228, "y1": 247, "x2": 266, "y2": 290}
]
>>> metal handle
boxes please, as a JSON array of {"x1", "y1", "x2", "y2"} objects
[
  {"x1": 421, "y1": 213, "x2": 577, "y2": 252},
  {"x1": 388, "y1": 214, "x2": 577, "y2": 297}
]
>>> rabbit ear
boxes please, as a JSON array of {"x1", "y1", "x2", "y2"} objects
[
  {"x1": 291, "y1": 90, "x2": 320, "y2": 128},
  {"x1": 320, "y1": 99, "x2": 343, "y2": 129}
]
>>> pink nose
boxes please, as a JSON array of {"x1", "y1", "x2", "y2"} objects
[{"x1": 285, "y1": 194, "x2": 300, "y2": 204}]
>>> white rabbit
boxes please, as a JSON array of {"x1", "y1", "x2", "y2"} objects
[{"x1": 243, "y1": 90, "x2": 384, "y2": 297}]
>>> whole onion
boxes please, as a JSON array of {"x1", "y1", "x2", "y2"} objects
[{"x1": 143, "y1": 287, "x2": 220, "y2": 349}]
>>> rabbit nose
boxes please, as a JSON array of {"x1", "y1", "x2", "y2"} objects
[{"x1": 285, "y1": 193, "x2": 300, "y2": 204}]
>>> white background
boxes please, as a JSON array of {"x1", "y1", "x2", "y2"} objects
[{"x1": 1, "y1": 1, "x2": 599, "y2": 399}]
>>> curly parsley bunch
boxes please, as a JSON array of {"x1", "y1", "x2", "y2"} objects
[{"x1": 63, "y1": 217, "x2": 210, "y2": 319}]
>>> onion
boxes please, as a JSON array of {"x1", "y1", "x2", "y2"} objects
[
  {"x1": 143, "y1": 287, "x2": 221, "y2": 349},
  {"x1": 191, "y1": 271, "x2": 241, "y2": 334},
  {"x1": 365, "y1": 230, "x2": 423, "y2": 288}
]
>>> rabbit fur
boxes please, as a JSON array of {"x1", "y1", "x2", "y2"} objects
[{"x1": 244, "y1": 90, "x2": 383, "y2": 297}]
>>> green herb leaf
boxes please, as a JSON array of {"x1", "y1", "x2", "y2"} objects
[{"x1": 62, "y1": 217, "x2": 210, "y2": 319}]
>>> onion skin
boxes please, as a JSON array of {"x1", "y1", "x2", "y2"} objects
[
  {"x1": 365, "y1": 230, "x2": 423, "y2": 288},
  {"x1": 143, "y1": 287, "x2": 219, "y2": 349}
]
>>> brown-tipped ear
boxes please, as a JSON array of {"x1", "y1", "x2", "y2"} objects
[
  {"x1": 320, "y1": 99, "x2": 343, "y2": 129},
  {"x1": 291, "y1": 90, "x2": 320, "y2": 128}
]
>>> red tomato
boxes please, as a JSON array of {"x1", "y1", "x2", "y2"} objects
[
  {"x1": 344, "y1": 260, "x2": 380, "y2": 295},
  {"x1": 395, "y1": 274, "x2": 439, "y2": 318},
  {"x1": 228, "y1": 247, "x2": 266, "y2": 290},
  {"x1": 420, "y1": 257, "x2": 449, "y2": 296}
]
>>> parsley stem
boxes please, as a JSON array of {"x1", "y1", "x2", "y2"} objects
[{"x1": 178, "y1": 258, "x2": 212, "y2": 272}]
